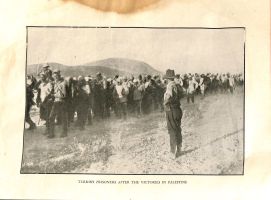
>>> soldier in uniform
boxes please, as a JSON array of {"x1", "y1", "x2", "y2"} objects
[
  {"x1": 36, "y1": 73, "x2": 54, "y2": 134},
  {"x1": 164, "y1": 69, "x2": 183, "y2": 158},
  {"x1": 113, "y1": 78, "x2": 129, "y2": 119},
  {"x1": 47, "y1": 70, "x2": 68, "y2": 138}
]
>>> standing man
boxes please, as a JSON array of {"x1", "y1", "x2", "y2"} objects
[
  {"x1": 228, "y1": 74, "x2": 235, "y2": 94},
  {"x1": 75, "y1": 76, "x2": 90, "y2": 130},
  {"x1": 113, "y1": 78, "x2": 129, "y2": 120},
  {"x1": 36, "y1": 73, "x2": 54, "y2": 134},
  {"x1": 164, "y1": 69, "x2": 183, "y2": 159},
  {"x1": 133, "y1": 79, "x2": 144, "y2": 117},
  {"x1": 198, "y1": 74, "x2": 205, "y2": 99},
  {"x1": 92, "y1": 72, "x2": 105, "y2": 120},
  {"x1": 25, "y1": 75, "x2": 37, "y2": 130},
  {"x1": 48, "y1": 70, "x2": 68, "y2": 138},
  {"x1": 187, "y1": 75, "x2": 198, "y2": 103}
]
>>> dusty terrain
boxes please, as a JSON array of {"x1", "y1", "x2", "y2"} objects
[{"x1": 21, "y1": 88, "x2": 244, "y2": 174}]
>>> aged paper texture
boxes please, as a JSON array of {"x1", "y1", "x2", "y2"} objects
[{"x1": 0, "y1": 0, "x2": 270, "y2": 199}]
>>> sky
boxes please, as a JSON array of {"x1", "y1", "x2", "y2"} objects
[{"x1": 27, "y1": 27, "x2": 245, "y2": 74}]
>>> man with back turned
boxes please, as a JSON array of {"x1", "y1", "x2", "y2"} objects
[{"x1": 164, "y1": 69, "x2": 183, "y2": 159}]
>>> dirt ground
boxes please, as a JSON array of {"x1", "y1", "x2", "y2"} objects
[{"x1": 21, "y1": 88, "x2": 244, "y2": 174}]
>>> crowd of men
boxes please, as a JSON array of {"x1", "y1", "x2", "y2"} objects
[{"x1": 25, "y1": 64, "x2": 244, "y2": 139}]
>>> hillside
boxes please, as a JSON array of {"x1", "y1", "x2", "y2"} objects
[
  {"x1": 27, "y1": 58, "x2": 161, "y2": 77},
  {"x1": 85, "y1": 58, "x2": 161, "y2": 75}
]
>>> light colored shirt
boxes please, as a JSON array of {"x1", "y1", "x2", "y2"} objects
[
  {"x1": 81, "y1": 84, "x2": 90, "y2": 95},
  {"x1": 187, "y1": 79, "x2": 198, "y2": 94},
  {"x1": 39, "y1": 81, "x2": 53, "y2": 102},
  {"x1": 174, "y1": 78, "x2": 183, "y2": 86},
  {"x1": 54, "y1": 80, "x2": 66, "y2": 102},
  {"x1": 115, "y1": 85, "x2": 123, "y2": 98},
  {"x1": 229, "y1": 77, "x2": 235, "y2": 86}
]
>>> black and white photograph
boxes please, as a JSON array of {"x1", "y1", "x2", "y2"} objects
[{"x1": 21, "y1": 27, "x2": 245, "y2": 174}]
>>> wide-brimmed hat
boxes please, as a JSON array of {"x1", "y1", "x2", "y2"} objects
[{"x1": 164, "y1": 69, "x2": 175, "y2": 79}]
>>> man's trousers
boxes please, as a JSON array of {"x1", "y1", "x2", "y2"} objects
[{"x1": 166, "y1": 107, "x2": 183, "y2": 154}]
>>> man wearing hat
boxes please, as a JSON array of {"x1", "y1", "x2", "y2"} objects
[
  {"x1": 133, "y1": 79, "x2": 144, "y2": 117},
  {"x1": 47, "y1": 70, "x2": 68, "y2": 138},
  {"x1": 36, "y1": 72, "x2": 54, "y2": 134},
  {"x1": 164, "y1": 69, "x2": 183, "y2": 158},
  {"x1": 92, "y1": 72, "x2": 105, "y2": 120},
  {"x1": 113, "y1": 77, "x2": 129, "y2": 119},
  {"x1": 39, "y1": 63, "x2": 53, "y2": 81},
  {"x1": 187, "y1": 75, "x2": 198, "y2": 103}
]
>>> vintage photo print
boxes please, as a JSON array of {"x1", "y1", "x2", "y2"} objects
[{"x1": 21, "y1": 27, "x2": 245, "y2": 174}]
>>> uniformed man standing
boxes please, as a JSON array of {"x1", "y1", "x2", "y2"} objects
[
  {"x1": 113, "y1": 78, "x2": 129, "y2": 120},
  {"x1": 164, "y1": 69, "x2": 183, "y2": 158},
  {"x1": 36, "y1": 73, "x2": 54, "y2": 134},
  {"x1": 48, "y1": 70, "x2": 68, "y2": 138}
]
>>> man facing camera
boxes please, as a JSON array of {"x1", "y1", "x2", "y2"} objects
[
  {"x1": 47, "y1": 70, "x2": 68, "y2": 138},
  {"x1": 164, "y1": 69, "x2": 183, "y2": 159}
]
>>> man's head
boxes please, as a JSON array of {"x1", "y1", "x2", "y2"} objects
[
  {"x1": 147, "y1": 75, "x2": 152, "y2": 81},
  {"x1": 78, "y1": 76, "x2": 85, "y2": 85},
  {"x1": 96, "y1": 72, "x2": 102, "y2": 81},
  {"x1": 133, "y1": 79, "x2": 139, "y2": 85},
  {"x1": 175, "y1": 74, "x2": 180, "y2": 79},
  {"x1": 26, "y1": 75, "x2": 33, "y2": 86},
  {"x1": 52, "y1": 70, "x2": 61, "y2": 81},
  {"x1": 39, "y1": 73, "x2": 46, "y2": 81},
  {"x1": 42, "y1": 63, "x2": 50, "y2": 70},
  {"x1": 116, "y1": 77, "x2": 122, "y2": 85},
  {"x1": 114, "y1": 74, "x2": 119, "y2": 80},
  {"x1": 164, "y1": 69, "x2": 175, "y2": 81}
]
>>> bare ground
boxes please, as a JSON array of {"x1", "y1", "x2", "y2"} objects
[{"x1": 21, "y1": 89, "x2": 244, "y2": 174}]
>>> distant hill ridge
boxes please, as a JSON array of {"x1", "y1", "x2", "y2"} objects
[{"x1": 27, "y1": 58, "x2": 161, "y2": 77}]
